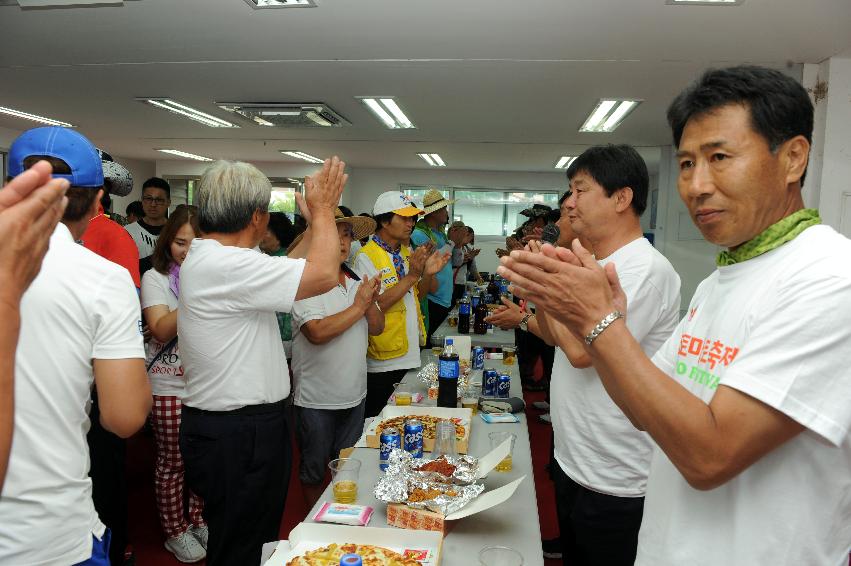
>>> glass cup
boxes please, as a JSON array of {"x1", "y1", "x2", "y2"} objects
[
  {"x1": 328, "y1": 458, "x2": 361, "y2": 503},
  {"x1": 447, "y1": 310, "x2": 459, "y2": 327},
  {"x1": 489, "y1": 432, "x2": 517, "y2": 472},
  {"x1": 432, "y1": 420, "x2": 458, "y2": 460},
  {"x1": 502, "y1": 346, "x2": 516, "y2": 366},
  {"x1": 461, "y1": 383, "x2": 479, "y2": 415},
  {"x1": 479, "y1": 545, "x2": 523, "y2": 566},
  {"x1": 431, "y1": 334, "x2": 445, "y2": 357},
  {"x1": 395, "y1": 388, "x2": 412, "y2": 406}
]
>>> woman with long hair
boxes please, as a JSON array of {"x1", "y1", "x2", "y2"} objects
[{"x1": 140, "y1": 204, "x2": 207, "y2": 563}]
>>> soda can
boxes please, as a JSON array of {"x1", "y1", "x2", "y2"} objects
[
  {"x1": 482, "y1": 369, "x2": 499, "y2": 397},
  {"x1": 379, "y1": 427, "x2": 402, "y2": 471},
  {"x1": 403, "y1": 419, "x2": 424, "y2": 459},
  {"x1": 472, "y1": 346, "x2": 485, "y2": 370},
  {"x1": 497, "y1": 374, "x2": 511, "y2": 398}
]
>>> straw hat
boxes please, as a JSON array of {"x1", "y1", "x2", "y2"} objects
[
  {"x1": 519, "y1": 204, "x2": 553, "y2": 218},
  {"x1": 289, "y1": 207, "x2": 376, "y2": 251},
  {"x1": 421, "y1": 188, "x2": 454, "y2": 215}
]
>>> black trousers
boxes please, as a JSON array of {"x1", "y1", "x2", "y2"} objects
[
  {"x1": 551, "y1": 462, "x2": 644, "y2": 566},
  {"x1": 365, "y1": 369, "x2": 408, "y2": 418},
  {"x1": 516, "y1": 326, "x2": 555, "y2": 383},
  {"x1": 426, "y1": 300, "x2": 451, "y2": 347},
  {"x1": 180, "y1": 402, "x2": 291, "y2": 566},
  {"x1": 87, "y1": 390, "x2": 128, "y2": 566}
]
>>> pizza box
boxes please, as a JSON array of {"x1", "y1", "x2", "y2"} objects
[
  {"x1": 387, "y1": 475, "x2": 526, "y2": 535},
  {"x1": 364, "y1": 406, "x2": 473, "y2": 454},
  {"x1": 262, "y1": 522, "x2": 443, "y2": 565}
]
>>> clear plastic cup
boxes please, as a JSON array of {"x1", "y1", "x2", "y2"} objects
[
  {"x1": 502, "y1": 346, "x2": 516, "y2": 365},
  {"x1": 328, "y1": 458, "x2": 361, "y2": 503},
  {"x1": 479, "y1": 545, "x2": 523, "y2": 566},
  {"x1": 432, "y1": 420, "x2": 458, "y2": 460},
  {"x1": 488, "y1": 432, "x2": 517, "y2": 472}
]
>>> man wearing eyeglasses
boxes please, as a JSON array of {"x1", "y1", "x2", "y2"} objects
[{"x1": 125, "y1": 177, "x2": 171, "y2": 275}]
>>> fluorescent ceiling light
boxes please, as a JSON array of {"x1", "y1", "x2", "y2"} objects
[
  {"x1": 0, "y1": 105, "x2": 74, "y2": 127},
  {"x1": 579, "y1": 99, "x2": 642, "y2": 133},
  {"x1": 417, "y1": 153, "x2": 446, "y2": 167},
  {"x1": 243, "y1": 0, "x2": 316, "y2": 8},
  {"x1": 280, "y1": 151, "x2": 324, "y2": 164},
  {"x1": 139, "y1": 98, "x2": 237, "y2": 128},
  {"x1": 358, "y1": 97, "x2": 416, "y2": 129},
  {"x1": 667, "y1": 0, "x2": 742, "y2": 4},
  {"x1": 156, "y1": 149, "x2": 214, "y2": 162},
  {"x1": 555, "y1": 156, "x2": 577, "y2": 169}
]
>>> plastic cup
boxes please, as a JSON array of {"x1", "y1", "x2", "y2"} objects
[
  {"x1": 502, "y1": 346, "x2": 516, "y2": 365},
  {"x1": 328, "y1": 458, "x2": 361, "y2": 503},
  {"x1": 489, "y1": 432, "x2": 517, "y2": 472},
  {"x1": 395, "y1": 389, "x2": 412, "y2": 406},
  {"x1": 479, "y1": 545, "x2": 523, "y2": 566}
]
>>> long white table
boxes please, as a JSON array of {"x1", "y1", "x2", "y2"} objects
[
  {"x1": 263, "y1": 351, "x2": 544, "y2": 566},
  {"x1": 434, "y1": 320, "x2": 516, "y2": 349}
]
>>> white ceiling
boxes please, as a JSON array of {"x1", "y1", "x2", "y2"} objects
[{"x1": 0, "y1": 0, "x2": 849, "y2": 174}]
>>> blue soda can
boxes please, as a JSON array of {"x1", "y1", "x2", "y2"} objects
[
  {"x1": 379, "y1": 427, "x2": 402, "y2": 471},
  {"x1": 483, "y1": 369, "x2": 499, "y2": 397},
  {"x1": 497, "y1": 374, "x2": 511, "y2": 398},
  {"x1": 472, "y1": 346, "x2": 485, "y2": 370},
  {"x1": 403, "y1": 419, "x2": 424, "y2": 459}
]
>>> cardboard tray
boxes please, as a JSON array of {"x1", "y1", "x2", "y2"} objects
[
  {"x1": 262, "y1": 523, "x2": 443, "y2": 565},
  {"x1": 364, "y1": 406, "x2": 473, "y2": 454}
]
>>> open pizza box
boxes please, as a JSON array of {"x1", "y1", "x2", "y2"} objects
[
  {"x1": 386, "y1": 439, "x2": 526, "y2": 535},
  {"x1": 364, "y1": 406, "x2": 472, "y2": 454},
  {"x1": 262, "y1": 523, "x2": 443, "y2": 565}
]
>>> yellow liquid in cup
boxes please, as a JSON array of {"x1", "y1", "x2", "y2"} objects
[
  {"x1": 431, "y1": 347, "x2": 443, "y2": 356},
  {"x1": 495, "y1": 455, "x2": 513, "y2": 472},
  {"x1": 395, "y1": 392, "x2": 412, "y2": 406},
  {"x1": 503, "y1": 351, "x2": 516, "y2": 365},
  {"x1": 461, "y1": 398, "x2": 478, "y2": 414},
  {"x1": 333, "y1": 480, "x2": 358, "y2": 503}
]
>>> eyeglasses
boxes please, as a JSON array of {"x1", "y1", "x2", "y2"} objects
[{"x1": 142, "y1": 196, "x2": 167, "y2": 205}]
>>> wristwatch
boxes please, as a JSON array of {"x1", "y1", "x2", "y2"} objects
[{"x1": 519, "y1": 313, "x2": 534, "y2": 332}]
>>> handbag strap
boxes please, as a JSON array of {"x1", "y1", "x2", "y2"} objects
[{"x1": 146, "y1": 336, "x2": 178, "y2": 372}]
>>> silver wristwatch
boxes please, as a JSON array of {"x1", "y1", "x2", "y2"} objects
[{"x1": 519, "y1": 313, "x2": 533, "y2": 332}]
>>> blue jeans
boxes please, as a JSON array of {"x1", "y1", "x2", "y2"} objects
[{"x1": 72, "y1": 529, "x2": 111, "y2": 566}]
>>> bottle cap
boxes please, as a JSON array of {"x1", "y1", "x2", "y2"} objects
[{"x1": 446, "y1": 338, "x2": 454, "y2": 345}]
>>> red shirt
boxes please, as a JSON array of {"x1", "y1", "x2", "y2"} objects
[{"x1": 82, "y1": 208, "x2": 142, "y2": 289}]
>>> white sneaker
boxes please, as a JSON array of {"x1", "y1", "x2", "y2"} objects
[
  {"x1": 532, "y1": 401, "x2": 550, "y2": 410},
  {"x1": 165, "y1": 530, "x2": 206, "y2": 563},
  {"x1": 189, "y1": 525, "x2": 208, "y2": 550}
]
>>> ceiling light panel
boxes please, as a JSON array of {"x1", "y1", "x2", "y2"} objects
[
  {"x1": 417, "y1": 153, "x2": 446, "y2": 167},
  {"x1": 0, "y1": 105, "x2": 74, "y2": 127},
  {"x1": 139, "y1": 98, "x2": 237, "y2": 128},
  {"x1": 243, "y1": 0, "x2": 316, "y2": 8},
  {"x1": 280, "y1": 151, "x2": 324, "y2": 164},
  {"x1": 217, "y1": 103, "x2": 350, "y2": 128},
  {"x1": 555, "y1": 156, "x2": 577, "y2": 169},
  {"x1": 667, "y1": 0, "x2": 742, "y2": 4},
  {"x1": 579, "y1": 99, "x2": 642, "y2": 133},
  {"x1": 156, "y1": 149, "x2": 214, "y2": 162},
  {"x1": 358, "y1": 97, "x2": 416, "y2": 129}
]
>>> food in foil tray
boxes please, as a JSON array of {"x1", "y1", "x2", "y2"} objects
[
  {"x1": 375, "y1": 415, "x2": 466, "y2": 441},
  {"x1": 285, "y1": 542, "x2": 419, "y2": 565},
  {"x1": 417, "y1": 362, "x2": 470, "y2": 391},
  {"x1": 375, "y1": 450, "x2": 485, "y2": 516}
]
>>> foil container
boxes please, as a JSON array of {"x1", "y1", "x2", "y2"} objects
[
  {"x1": 374, "y1": 449, "x2": 485, "y2": 516},
  {"x1": 418, "y1": 362, "x2": 471, "y2": 391}
]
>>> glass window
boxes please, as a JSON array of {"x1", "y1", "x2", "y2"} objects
[
  {"x1": 400, "y1": 185, "x2": 449, "y2": 209},
  {"x1": 452, "y1": 190, "x2": 505, "y2": 236}
]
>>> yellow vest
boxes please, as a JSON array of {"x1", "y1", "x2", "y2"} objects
[{"x1": 358, "y1": 240, "x2": 426, "y2": 360}]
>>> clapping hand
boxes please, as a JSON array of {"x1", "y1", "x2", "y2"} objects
[
  {"x1": 297, "y1": 156, "x2": 348, "y2": 223},
  {"x1": 408, "y1": 242, "x2": 434, "y2": 276},
  {"x1": 484, "y1": 297, "x2": 524, "y2": 330},
  {"x1": 0, "y1": 161, "x2": 68, "y2": 307},
  {"x1": 355, "y1": 274, "x2": 380, "y2": 311},
  {"x1": 424, "y1": 249, "x2": 450, "y2": 276}
]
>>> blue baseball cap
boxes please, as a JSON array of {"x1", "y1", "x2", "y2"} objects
[{"x1": 8, "y1": 126, "x2": 104, "y2": 188}]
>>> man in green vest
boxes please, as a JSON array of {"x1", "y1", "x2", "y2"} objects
[{"x1": 354, "y1": 191, "x2": 449, "y2": 417}]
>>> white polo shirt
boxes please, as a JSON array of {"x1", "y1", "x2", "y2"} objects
[
  {"x1": 178, "y1": 238, "x2": 306, "y2": 411},
  {"x1": 291, "y1": 267, "x2": 368, "y2": 409},
  {"x1": 0, "y1": 223, "x2": 144, "y2": 566}
]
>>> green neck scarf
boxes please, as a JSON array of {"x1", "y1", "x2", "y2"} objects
[
  {"x1": 716, "y1": 208, "x2": 821, "y2": 266},
  {"x1": 415, "y1": 220, "x2": 444, "y2": 245}
]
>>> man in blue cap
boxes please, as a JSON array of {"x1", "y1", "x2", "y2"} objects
[{"x1": 0, "y1": 126, "x2": 151, "y2": 566}]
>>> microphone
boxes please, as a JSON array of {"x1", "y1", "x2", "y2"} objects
[{"x1": 541, "y1": 223, "x2": 560, "y2": 246}]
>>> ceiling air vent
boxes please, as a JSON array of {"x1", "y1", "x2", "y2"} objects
[{"x1": 216, "y1": 102, "x2": 350, "y2": 128}]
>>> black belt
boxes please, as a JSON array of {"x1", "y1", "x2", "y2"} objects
[{"x1": 183, "y1": 399, "x2": 286, "y2": 417}]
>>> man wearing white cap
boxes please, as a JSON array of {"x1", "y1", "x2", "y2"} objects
[
  {"x1": 355, "y1": 191, "x2": 449, "y2": 417},
  {"x1": 411, "y1": 188, "x2": 455, "y2": 345}
]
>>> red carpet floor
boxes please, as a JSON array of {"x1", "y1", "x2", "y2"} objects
[{"x1": 126, "y1": 383, "x2": 560, "y2": 565}]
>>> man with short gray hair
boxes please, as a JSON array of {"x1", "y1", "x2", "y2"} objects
[{"x1": 178, "y1": 158, "x2": 347, "y2": 566}]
